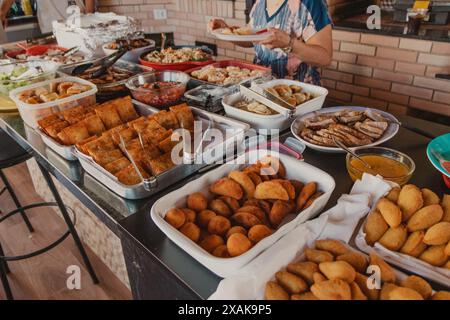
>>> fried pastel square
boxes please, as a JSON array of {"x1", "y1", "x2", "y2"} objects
[
  {"x1": 113, "y1": 96, "x2": 139, "y2": 122},
  {"x1": 128, "y1": 116, "x2": 147, "y2": 131},
  {"x1": 91, "y1": 149, "x2": 124, "y2": 167},
  {"x1": 111, "y1": 127, "x2": 137, "y2": 146},
  {"x1": 61, "y1": 105, "x2": 87, "y2": 125},
  {"x1": 170, "y1": 103, "x2": 194, "y2": 131},
  {"x1": 95, "y1": 103, "x2": 123, "y2": 129},
  {"x1": 115, "y1": 163, "x2": 149, "y2": 186},
  {"x1": 151, "y1": 110, "x2": 179, "y2": 130},
  {"x1": 82, "y1": 114, "x2": 106, "y2": 136},
  {"x1": 85, "y1": 135, "x2": 116, "y2": 155},
  {"x1": 158, "y1": 135, "x2": 179, "y2": 153},
  {"x1": 44, "y1": 120, "x2": 69, "y2": 140},
  {"x1": 57, "y1": 122, "x2": 90, "y2": 145},
  {"x1": 104, "y1": 157, "x2": 131, "y2": 174},
  {"x1": 38, "y1": 114, "x2": 61, "y2": 129},
  {"x1": 148, "y1": 152, "x2": 175, "y2": 175},
  {"x1": 75, "y1": 136, "x2": 98, "y2": 154}
]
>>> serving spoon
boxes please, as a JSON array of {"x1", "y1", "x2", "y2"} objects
[{"x1": 331, "y1": 136, "x2": 372, "y2": 169}]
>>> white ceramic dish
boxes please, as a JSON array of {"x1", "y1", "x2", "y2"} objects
[
  {"x1": 222, "y1": 79, "x2": 328, "y2": 133},
  {"x1": 211, "y1": 28, "x2": 270, "y2": 42},
  {"x1": 291, "y1": 106, "x2": 400, "y2": 153},
  {"x1": 151, "y1": 149, "x2": 336, "y2": 278}
]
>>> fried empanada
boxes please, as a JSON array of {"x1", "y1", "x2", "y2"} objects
[
  {"x1": 400, "y1": 275, "x2": 432, "y2": 299},
  {"x1": 423, "y1": 221, "x2": 450, "y2": 245},
  {"x1": 248, "y1": 224, "x2": 272, "y2": 243},
  {"x1": 315, "y1": 239, "x2": 349, "y2": 256},
  {"x1": 287, "y1": 262, "x2": 319, "y2": 285},
  {"x1": 231, "y1": 211, "x2": 262, "y2": 228},
  {"x1": 269, "y1": 200, "x2": 292, "y2": 227},
  {"x1": 254, "y1": 181, "x2": 289, "y2": 201},
  {"x1": 398, "y1": 184, "x2": 424, "y2": 222},
  {"x1": 318, "y1": 261, "x2": 356, "y2": 283},
  {"x1": 210, "y1": 178, "x2": 243, "y2": 200},
  {"x1": 228, "y1": 171, "x2": 255, "y2": 198},
  {"x1": 407, "y1": 204, "x2": 444, "y2": 232},
  {"x1": 378, "y1": 224, "x2": 408, "y2": 251},
  {"x1": 296, "y1": 182, "x2": 317, "y2": 210},
  {"x1": 400, "y1": 230, "x2": 427, "y2": 257},
  {"x1": 310, "y1": 279, "x2": 351, "y2": 300},
  {"x1": 369, "y1": 252, "x2": 396, "y2": 283},
  {"x1": 419, "y1": 245, "x2": 447, "y2": 266},
  {"x1": 207, "y1": 216, "x2": 231, "y2": 236},
  {"x1": 209, "y1": 198, "x2": 232, "y2": 217},
  {"x1": 227, "y1": 233, "x2": 252, "y2": 257},
  {"x1": 275, "y1": 271, "x2": 308, "y2": 294},
  {"x1": 377, "y1": 197, "x2": 402, "y2": 228}
]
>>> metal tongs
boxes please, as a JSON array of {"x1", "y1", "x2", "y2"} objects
[
  {"x1": 71, "y1": 48, "x2": 127, "y2": 76},
  {"x1": 182, "y1": 111, "x2": 213, "y2": 164},
  {"x1": 118, "y1": 133, "x2": 157, "y2": 191}
]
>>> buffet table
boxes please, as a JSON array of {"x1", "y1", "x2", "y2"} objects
[{"x1": 0, "y1": 110, "x2": 448, "y2": 299}]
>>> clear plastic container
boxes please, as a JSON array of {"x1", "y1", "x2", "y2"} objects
[
  {"x1": 9, "y1": 76, "x2": 97, "y2": 129},
  {"x1": 0, "y1": 60, "x2": 58, "y2": 96}
]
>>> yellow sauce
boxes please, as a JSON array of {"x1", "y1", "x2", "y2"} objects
[{"x1": 348, "y1": 155, "x2": 411, "y2": 185}]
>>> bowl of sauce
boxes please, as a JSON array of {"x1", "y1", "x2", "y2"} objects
[{"x1": 346, "y1": 147, "x2": 415, "y2": 185}]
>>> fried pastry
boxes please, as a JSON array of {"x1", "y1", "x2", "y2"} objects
[
  {"x1": 115, "y1": 163, "x2": 149, "y2": 185},
  {"x1": 151, "y1": 110, "x2": 179, "y2": 130},
  {"x1": 57, "y1": 122, "x2": 90, "y2": 145},
  {"x1": 95, "y1": 103, "x2": 123, "y2": 129},
  {"x1": 113, "y1": 96, "x2": 139, "y2": 122},
  {"x1": 104, "y1": 157, "x2": 131, "y2": 174},
  {"x1": 210, "y1": 178, "x2": 243, "y2": 200},
  {"x1": 254, "y1": 181, "x2": 289, "y2": 201},
  {"x1": 228, "y1": 171, "x2": 255, "y2": 198}
]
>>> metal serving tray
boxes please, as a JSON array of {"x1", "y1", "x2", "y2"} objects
[
  {"x1": 73, "y1": 100, "x2": 250, "y2": 199},
  {"x1": 37, "y1": 128, "x2": 77, "y2": 161}
]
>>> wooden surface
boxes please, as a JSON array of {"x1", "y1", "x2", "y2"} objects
[{"x1": 0, "y1": 162, "x2": 132, "y2": 300}]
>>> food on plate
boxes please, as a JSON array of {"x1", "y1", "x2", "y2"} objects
[
  {"x1": 212, "y1": 245, "x2": 230, "y2": 258},
  {"x1": 162, "y1": 157, "x2": 322, "y2": 257},
  {"x1": 275, "y1": 271, "x2": 308, "y2": 294},
  {"x1": 432, "y1": 291, "x2": 450, "y2": 300},
  {"x1": 191, "y1": 64, "x2": 265, "y2": 86},
  {"x1": 378, "y1": 225, "x2": 408, "y2": 251},
  {"x1": 207, "y1": 215, "x2": 231, "y2": 236},
  {"x1": 287, "y1": 262, "x2": 318, "y2": 285},
  {"x1": 350, "y1": 282, "x2": 367, "y2": 300},
  {"x1": 78, "y1": 65, "x2": 135, "y2": 87},
  {"x1": 407, "y1": 204, "x2": 443, "y2": 232},
  {"x1": 106, "y1": 38, "x2": 152, "y2": 50},
  {"x1": 310, "y1": 279, "x2": 352, "y2": 300},
  {"x1": 210, "y1": 178, "x2": 244, "y2": 200},
  {"x1": 144, "y1": 47, "x2": 209, "y2": 64},
  {"x1": 422, "y1": 188, "x2": 440, "y2": 206},
  {"x1": 336, "y1": 252, "x2": 368, "y2": 273},
  {"x1": 398, "y1": 184, "x2": 424, "y2": 222},
  {"x1": 265, "y1": 239, "x2": 448, "y2": 301},
  {"x1": 233, "y1": 99, "x2": 278, "y2": 115},
  {"x1": 418, "y1": 245, "x2": 447, "y2": 266},
  {"x1": 18, "y1": 81, "x2": 92, "y2": 104},
  {"x1": 266, "y1": 84, "x2": 313, "y2": 106},
  {"x1": 379, "y1": 283, "x2": 398, "y2": 300},
  {"x1": 364, "y1": 210, "x2": 389, "y2": 245},
  {"x1": 305, "y1": 248, "x2": 333, "y2": 264},
  {"x1": 197, "y1": 210, "x2": 216, "y2": 228},
  {"x1": 400, "y1": 231, "x2": 427, "y2": 257},
  {"x1": 14, "y1": 47, "x2": 87, "y2": 65},
  {"x1": 228, "y1": 171, "x2": 255, "y2": 198},
  {"x1": 423, "y1": 222, "x2": 450, "y2": 245},
  {"x1": 318, "y1": 261, "x2": 356, "y2": 283},
  {"x1": 364, "y1": 184, "x2": 450, "y2": 270},
  {"x1": 187, "y1": 192, "x2": 208, "y2": 212},
  {"x1": 226, "y1": 226, "x2": 247, "y2": 239},
  {"x1": 221, "y1": 26, "x2": 255, "y2": 35},
  {"x1": 248, "y1": 224, "x2": 272, "y2": 243},
  {"x1": 386, "y1": 187, "x2": 400, "y2": 203},
  {"x1": 389, "y1": 287, "x2": 424, "y2": 300},
  {"x1": 227, "y1": 233, "x2": 252, "y2": 257},
  {"x1": 131, "y1": 80, "x2": 186, "y2": 107},
  {"x1": 369, "y1": 252, "x2": 396, "y2": 283},
  {"x1": 180, "y1": 222, "x2": 201, "y2": 242},
  {"x1": 209, "y1": 199, "x2": 232, "y2": 217},
  {"x1": 299, "y1": 109, "x2": 390, "y2": 147},
  {"x1": 400, "y1": 275, "x2": 432, "y2": 299},
  {"x1": 254, "y1": 181, "x2": 289, "y2": 201},
  {"x1": 296, "y1": 182, "x2": 317, "y2": 210},
  {"x1": 265, "y1": 281, "x2": 290, "y2": 300},
  {"x1": 199, "y1": 234, "x2": 224, "y2": 253},
  {"x1": 376, "y1": 198, "x2": 402, "y2": 228},
  {"x1": 165, "y1": 208, "x2": 186, "y2": 229}
]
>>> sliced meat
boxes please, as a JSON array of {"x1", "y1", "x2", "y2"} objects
[{"x1": 303, "y1": 117, "x2": 335, "y2": 130}]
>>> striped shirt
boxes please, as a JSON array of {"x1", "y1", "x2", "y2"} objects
[{"x1": 250, "y1": 0, "x2": 332, "y2": 85}]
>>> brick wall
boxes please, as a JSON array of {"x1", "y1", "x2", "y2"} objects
[
  {"x1": 325, "y1": 31, "x2": 450, "y2": 116},
  {"x1": 97, "y1": 0, "x2": 450, "y2": 117}
]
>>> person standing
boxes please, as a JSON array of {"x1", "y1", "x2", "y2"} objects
[{"x1": 0, "y1": 0, "x2": 96, "y2": 42}]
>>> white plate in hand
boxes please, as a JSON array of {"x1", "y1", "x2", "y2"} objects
[
  {"x1": 291, "y1": 106, "x2": 400, "y2": 153},
  {"x1": 211, "y1": 28, "x2": 270, "y2": 42}
]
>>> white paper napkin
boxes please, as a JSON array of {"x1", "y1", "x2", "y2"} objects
[{"x1": 209, "y1": 173, "x2": 392, "y2": 300}]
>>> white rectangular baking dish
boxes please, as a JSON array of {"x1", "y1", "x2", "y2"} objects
[
  {"x1": 151, "y1": 149, "x2": 336, "y2": 278},
  {"x1": 222, "y1": 79, "x2": 328, "y2": 133}
]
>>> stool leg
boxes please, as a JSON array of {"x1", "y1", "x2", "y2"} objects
[
  {"x1": 36, "y1": 163, "x2": 99, "y2": 284},
  {"x1": 0, "y1": 242, "x2": 10, "y2": 274},
  {"x1": 0, "y1": 170, "x2": 34, "y2": 233},
  {"x1": 0, "y1": 243, "x2": 13, "y2": 300}
]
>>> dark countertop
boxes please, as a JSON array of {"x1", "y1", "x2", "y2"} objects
[
  {"x1": 0, "y1": 109, "x2": 449, "y2": 299},
  {"x1": 335, "y1": 12, "x2": 450, "y2": 43}
]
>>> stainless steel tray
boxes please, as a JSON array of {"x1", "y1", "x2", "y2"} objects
[
  {"x1": 37, "y1": 128, "x2": 77, "y2": 161},
  {"x1": 74, "y1": 100, "x2": 250, "y2": 200}
]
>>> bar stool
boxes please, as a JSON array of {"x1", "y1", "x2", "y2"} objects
[{"x1": 0, "y1": 129, "x2": 99, "y2": 300}]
